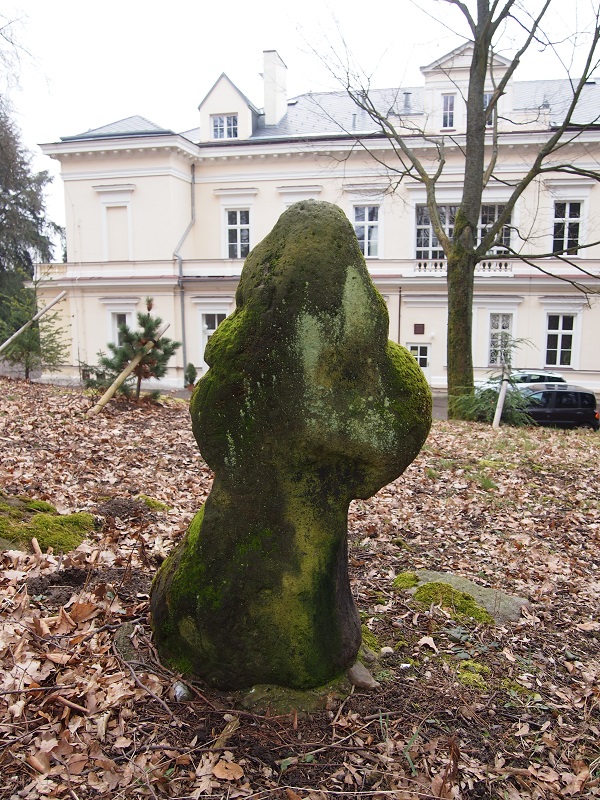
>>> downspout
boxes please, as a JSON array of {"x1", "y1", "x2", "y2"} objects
[
  {"x1": 173, "y1": 163, "x2": 196, "y2": 381},
  {"x1": 397, "y1": 286, "x2": 402, "y2": 344}
]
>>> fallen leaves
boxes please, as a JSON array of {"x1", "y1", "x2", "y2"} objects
[{"x1": 1, "y1": 378, "x2": 599, "y2": 798}]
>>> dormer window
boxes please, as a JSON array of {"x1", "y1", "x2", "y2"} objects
[
  {"x1": 442, "y1": 95, "x2": 455, "y2": 129},
  {"x1": 483, "y1": 93, "x2": 496, "y2": 127},
  {"x1": 212, "y1": 114, "x2": 238, "y2": 139}
]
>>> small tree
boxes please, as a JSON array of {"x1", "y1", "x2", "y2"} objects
[
  {"x1": 86, "y1": 298, "x2": 180, "y2": 399},
  {"x1": 0, "y1": 278, "x2": 68, "y2": 379}
]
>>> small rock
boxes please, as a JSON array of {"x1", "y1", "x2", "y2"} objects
[
  {"x1": 172, "y1": 681, "x2": 193, "y2": 702},
  {"x1": 348, "y1": 662, "x2": 380, "y2": 690},
  {"x1": 361, "y1": 647, "x2": 378, "y2": 663},
  {"x1": 380, "y1": 646, "x2": 394, "y2": 657}
]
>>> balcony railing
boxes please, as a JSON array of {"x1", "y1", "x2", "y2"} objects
[{"x1": 414, "y1": 258, "x2": 513, "y2": 275}]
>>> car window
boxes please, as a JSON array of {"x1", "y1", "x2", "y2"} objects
[
  {"x1": 528, "y1": 391, "x2": 553, "y2": 408},
  {"x1": 556, "y1": 391, "x2": 578, "y2": 408},
  {"x1": 580, "y1": 393, "x2": 596, "y2": 409}
]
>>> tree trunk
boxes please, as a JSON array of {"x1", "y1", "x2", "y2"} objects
[{"x1": 446, "y1": 248, "x2": 477, "y2": 417}]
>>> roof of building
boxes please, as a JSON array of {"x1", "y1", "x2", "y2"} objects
[
  {"x1": 61, "y1": 77, "x2": 600, "y2": 146},
  {"x1": 61, "y1": 115, "x2": 174, "y2": 141}
]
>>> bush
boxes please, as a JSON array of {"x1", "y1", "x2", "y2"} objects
[
  {"x1": 451, "y1": 383, "x2": 534, "y2": 426},
  {"x1": 184, "y1": 363, "x2": 197, "y2": 386}
]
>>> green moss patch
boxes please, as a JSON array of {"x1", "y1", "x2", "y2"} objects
[
  {"x1": 457, "y1": 659, "x2": 491, "y2": 690},
  {"x1": 0, "y1": 492, "x2": 95, "y2": 552},
  {"x1": 413, "y1": 582, "x2": 493, "y2": 624},
  {"x1": 361, "y1": 624, "x2": 381, "y2": 652},
  {"x1": 136, "y1": 494, "x2": 170, "y2": 511},
  {"x1": 392, "y1": 571, "x2": 419, "y2": 590}
]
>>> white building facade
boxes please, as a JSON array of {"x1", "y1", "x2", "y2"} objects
[{"x1": 37, "y1": 45, "x2": 600, "y2": 391}]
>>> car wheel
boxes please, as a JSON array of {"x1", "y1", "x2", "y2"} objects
[{"x1": 577, "y1": 423, "x2": 596, "y2": 431}]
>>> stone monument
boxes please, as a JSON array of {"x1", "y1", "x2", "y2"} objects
[{"x1": 151, "y1": 200, "x2": 431, "y2": 689}]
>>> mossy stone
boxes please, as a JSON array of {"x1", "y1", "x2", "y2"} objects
[
  {"x1": 0, "y1": 492, "x2": 95, "y2": 552},
  {"x1": 151, "y1": 200, "x2": 431, "y2": 690},
  {"x1": 413, "y1": 582, "x2": 493, "y2": 624},
  {"x1": 392, "y1": 571, "x2": 419, "y2": 590}
]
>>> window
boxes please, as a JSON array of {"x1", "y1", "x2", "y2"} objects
[
  {"x1": 353, "y1": 205, "x2": 379, "y2": 257},
  {"x1": 113, "y1": 313, "x2": 129, "y2": 345},
  {"x1": 546, "y1": 314, "x2": 574, "y2": 366},
  {"x1": 203, "y1": 313, "x2": 226, "y2": 341},
  {"x1": 483, "y1": 93, "x2": 495, "y2": 127},
  {"x1": 416, "y1": 205, "x2": 456, "y2": 260},
  {"x1": 212, "y1": 114, "x2": 238, "y2": 139},
  {"x1": 555, "y1": 391, "x2": 578, "y2": 409},
  {"x1": 442, "y1": 94, "x2": 455, "y2": 128},
  {"x1": 409, "y1": 344, "x2": 429, "y2": 369},
  {"x1": 528, "y1": 391, "x2": 552, "y2": 408},
  {"x1": 489, "y1": 312, "x2": 512, "y2": 365},
  {"x1": 479, "y1": 204, "x2": 511, "y2": 253},
  {"x1": 415, "y1": 203, "x2": 511, "y2": 258},
  {"x1": 553, "y1": 202, "x2": 580, "y2": 254},
  {"x1": 227, "y1": 210, "x2": 250, "y2": 259}
]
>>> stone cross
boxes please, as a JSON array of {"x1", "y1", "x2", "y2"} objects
[{"x1": 151, "y1": 200, "x2": 431, "y2": 689}]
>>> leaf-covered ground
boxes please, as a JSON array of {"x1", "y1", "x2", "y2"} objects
[{"x1": 0, "y1": 377, "x2": 598, "y2": 800}]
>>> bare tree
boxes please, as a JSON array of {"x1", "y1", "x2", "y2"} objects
[{"x1": 315, "y1": 0, "x2": 600, "y2": 415}]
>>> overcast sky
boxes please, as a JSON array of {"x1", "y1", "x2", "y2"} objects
[{"x1": 4, "y1": 0, "x2": 599, "y2": 229}]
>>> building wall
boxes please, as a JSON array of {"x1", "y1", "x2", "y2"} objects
[{"x1": 38, "y1": 78, "x2": 600, "y2": 393}]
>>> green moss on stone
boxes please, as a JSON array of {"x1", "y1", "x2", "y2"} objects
[
  {"x1": 29, "y1": 512, "x2": 95, "y2": 551},
  {"x1": 361, "y1": 624, "x2": 381, "y2": 652},
  {"x1": 0, "y1": 492, "x2": 95, "y2": 552},
  {"x1": 151, "y1": 201, "x2": 432, "y2": 690},
  {"x1": 413, "y1": 582, "x2": 493, "y2": 624},
  {"x1": 392, "y1": 571, "x2": 419, "y2": 590}
]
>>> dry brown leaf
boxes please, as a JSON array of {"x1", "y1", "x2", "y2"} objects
[
  {"x1": 212, "y1": 759, "x2": 244, "y2": 780},
  {"x1": 69, "y1": 601, "x2": 99, "y2": 622},
  {"x1": 26, "y1": 752, "x2": 51, "y2": 774}
]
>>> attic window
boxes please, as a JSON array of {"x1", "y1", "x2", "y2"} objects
[{"x1": 212, "y1": 114, "x2": 238, "y2": 139}]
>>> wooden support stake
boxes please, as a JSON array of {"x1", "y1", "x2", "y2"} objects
[
  {"x1": 0, "y1": 291, "x2": 67, "y2": 355},
  {"x1": 492, "y1": 367, "x2": 510, "y2": 429},
  {"x1": 86, "y1": 322, "x2": 170, "y2": 418}
]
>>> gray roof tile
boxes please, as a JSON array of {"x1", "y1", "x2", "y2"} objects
[{"x1": 62, "y1": 115, "x2": 173, "y2": 141}]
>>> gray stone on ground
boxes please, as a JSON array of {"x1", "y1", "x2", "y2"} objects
[
  {"x1": 348, "y1": 662, "x2": 380, "y2": 690},
  {"x1": 413, "y1": 570, "x2": 529, "y2": 623}
]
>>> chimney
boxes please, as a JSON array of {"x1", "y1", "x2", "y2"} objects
[
  {"x1": 403, "y1": 92, "x2": 412, "y2": 113},
  {"x1": 263, "y1": 50, "x2": 287, "y2": 126}
]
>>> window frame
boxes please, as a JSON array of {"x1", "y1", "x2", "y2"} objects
[
  {"x1": 415, "y1": 204, "x2": 456, "y2": 260},
  {"x1": 478, "y1": 204, "x2": 512, "y2": 254},
  {"x1": 225, "y1": 208, "x2": 251, "y2": 259},
  {"x1": 211, "y1": 114, "x2": 239, "y2": 140},
  {"x1": 545, "y1": 313, "x2": 575, "y2": 367},
  {"x1": 488, "y1": 311, "x2": 513, "y2": 367},
  {"x1": 112, "y1": 312, "x2": 131, "y2": 346},
  {"x1": 552, "y1": 201, "x2": 581, "y2": 255},
  {"x1": 353, "y1": 204, "x2": 380, "y2": 258},
  {"x1": 414, "y1": 203, "x2": 512, "y2": 259},
  {"x1": 99, "y1": 297, "x2": 140, "y2": 347},
  {"x1": 442, "y1": 94, "x2": 455, "y2": 129},
  {"x1": 483, "y1": 92, "x2": 496, "y2": 128},
  {"x1": 192, "y1": 297, "x2": 234, "y2": 372}
]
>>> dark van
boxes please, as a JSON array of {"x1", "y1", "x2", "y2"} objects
[{"x1": 519, "y1": 384, "x2": 599, "y2": 431}]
